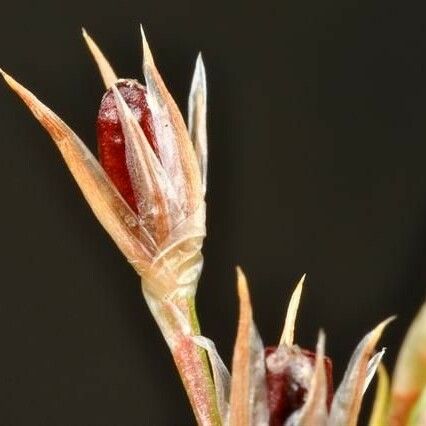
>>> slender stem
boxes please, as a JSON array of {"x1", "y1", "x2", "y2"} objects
[
  {"x1": 170, "y1": 296, "x2": 222, "y2": 426},
  {"x1": 143, "y1": 288, "x2": 221, "y2": 426}
]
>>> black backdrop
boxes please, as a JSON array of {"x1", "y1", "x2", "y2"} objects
[{"x1": 1, "y1": 0, "x2": 426, "y2": 424}]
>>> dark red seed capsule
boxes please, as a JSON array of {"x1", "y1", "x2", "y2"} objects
[
  {"x1": 265, "y1": 346, "x2": 333, "y2": 426},
  {"x1": 96, "y1": 79, "x2": 159, "y2": 213}
]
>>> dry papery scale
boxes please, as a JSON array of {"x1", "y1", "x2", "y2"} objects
[{"x1": 1, "y1": 26, "x2": 426, "y2": 426}]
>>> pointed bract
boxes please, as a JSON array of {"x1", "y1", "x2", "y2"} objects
[
  {"x1": 229, "y1": 267, "x2": 254, "y2": 426},
  {"x1": 280, "y1": 274, "x2": 306, "y2": 346},
  {"x1": 82, "y1": 28, "x2": 118, "y2": 89},
  {"x1": 328, "y1": 317, "x2": 394, "y2": 426},
  {"x1": 229, "y1": 268, "x2": 268, "y2": 426},
  {"x1": 188, "y1": 53, "x2": 208, "y2": 195},
  {"x1": 364, "y1": 348, "x2": 386, "y2": 395},
  {"x1": 140, "y1": 25, "x2": 202, "y2": 215}
]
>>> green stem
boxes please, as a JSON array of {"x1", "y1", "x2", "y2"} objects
[
  {"x1": 143, "y1": 286, "x2": 221, "y2": 425},
  {"x1": 171, "y1": 296, "x2": 222, "y2": 426}
]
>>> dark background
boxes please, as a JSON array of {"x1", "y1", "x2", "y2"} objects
[{"x1": 0, "y1": 0, "x2": 425, "y2": 424}]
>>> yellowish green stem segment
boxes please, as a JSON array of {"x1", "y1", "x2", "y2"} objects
[{"x1": 152, "y1": 294, "x2": 221, "y2": 426}]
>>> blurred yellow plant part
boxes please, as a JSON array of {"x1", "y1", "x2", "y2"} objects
[
  {"x1": 407, "y1": 386, "x2": 426, "y2": 426},
  {"x1": 389, "y1": 303, "x2": 426, "y2": 425},
  {"x1": 368, "y1": 364, "x2": 390, "y2": 426}
]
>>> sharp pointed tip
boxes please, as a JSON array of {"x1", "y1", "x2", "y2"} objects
[
  {"x1": 236, "y1": 266, "x2": 248, "y2": 293},
  {"x1": 236, "y1": 265, "x2": 243, "y2": 278},
  {"x1": 192, "y1": 53, "x2": 206, "y2": 89},
  {"x1": 140, "y1": 24, "x2": 154, "y2": 66},
  {"x1": 294, "y1": 273, "x2": 306, "y2": 291},
  {"x1": 384, "y1": 315, "x2": 397, "y2": 325},
  {"x1": 383, "y1": 315, "x2": 397, "y2": 326},
  {"x1": 317, "y1": 329, "x2": 326, "y2": 349},
  {"x1": 82, "y1": 27, "x2": 92, "y2": 43},
  {"x1": 235, "y1": 266, "x2": 252, "y2": 317},
  {"x1": 0, "y1": 67, "x2": 13, "y2": 84},
  {"x1": 82, "y1": 28, "x2": 92, "y2": 44},
  {"x1": 140, "y1": 23, "x2": 148, "y2": 48},
  {"x1": 81, "y1": 29, "x2": 118, "y2": 89},
  {"x1": 373, "y1": 315, "x2": 396, "y2": 337},
  {"x1": 196, "y1": 53, "x2": 206, "y2": 71}
]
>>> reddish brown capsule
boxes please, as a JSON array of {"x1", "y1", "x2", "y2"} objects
[
  {"x1": 265, "y1": 346, "x2": 334, "y2": 426},
  {"x1": 96, "y1": 79, "x2": 159, "y2": 213}
]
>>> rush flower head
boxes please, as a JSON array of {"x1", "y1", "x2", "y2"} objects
[
  {"x1": 227, "y1": 270, "x2": 395, "y2": 426},
  {"x1": 0, "y1": 26, "x2": 207, "y2": 303}
]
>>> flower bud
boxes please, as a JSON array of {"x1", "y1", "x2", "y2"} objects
[{"x1": 97, "y1": 79, "x2": 159, "y2": 214}]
